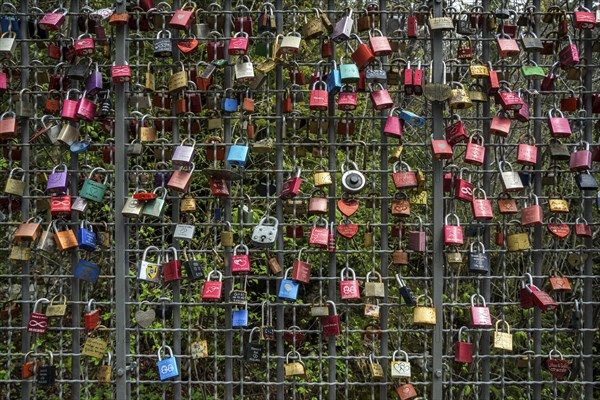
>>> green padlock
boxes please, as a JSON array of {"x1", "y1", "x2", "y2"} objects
[
  {"x1": 142, "y1": 187, "x2": 168, "y2": 219},
  {"x1": 521, "y1": 61, "x2": 545, "y2": 79},
  {"x1": 339, "y1": 56, "x2": 360, "y2": 83},
  {"x1": 80, "y1": 167, "x2": 108, "y2": 203}
]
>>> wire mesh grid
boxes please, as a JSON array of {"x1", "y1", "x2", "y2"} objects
[{"x1": 0, "y1": 0, "x2": 598, "y2": 399}]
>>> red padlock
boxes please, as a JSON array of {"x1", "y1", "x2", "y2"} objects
[
  {"x1": 496, "y1": 33, "x2": 521, "y2": 57},
  {"x1": 321, "y1": 37, "x2": 333, "y2": 59},
  {"x1": 560, "y1": 89, "x2": 580, "y2": 112},
  {"x1": 383, "y1": 108, "x2": 403, "y2": 139},
  {"x1": 163, "y1": 247, "x2": 182, "y2": 282},
  {"x1": 431, "y1": 137, "x2": 453, "y2": 159},
  {"x1": 368, "y1": 29, "x2": 392, "y2": 56},
  {"x1": 51, "y1": 193, "x2": 71, "y2": 216},
  {"x1": 497, "y1": 88, "x2": 523, "y2": 110},
  {"x1": 286, "y1": 222, "x2": 305, "y2": 239},
  {"x1": 529, "y1": 285, "x2": 558, "y2": 312},
  {"x1": 454, "y1": 326, "x2": 473, "y2": 363},
  {"x1": 464, "y1": 132, "x2": 485, "y2": 166},
  {"x1": 27, "y1": 298, "x2": 50, "y2": 334},
  {"x1": 470, "y1": 294, "x2": 493, "y2": 328},
  {"x1": 407, "y1": 14, "x2": 418, "y2": 37},
  {"x1": 38, "y1": 8, "x2": 68, "y2": 31},
  {"x1": 291, "y1": 248, "x2": 311, "y2": 284},
  {"x1": 61, "y1": 89, "x2": 80, "y2": 121},
  {"x1": 489, "y1": 111, "x2": 512, "y2": 137},
  {"x1": 369, "y1": 83, "x2": 393, "y2": 110},
  {"x1": 396, "y1": 383, "x2": 418, "y2": 400},
  {"x1": 472, "y1": 188, "x2": 493, "y2": 220},
  {"x1": 403, "y1": 62, "x2": 413, "y2": 95},
  {"x1": 350, "y1": 34, "x2": 375, "y2": 69},
  {"x1": 445, "y1": 114, "x2": 468, "y2": 145},
  {"x1": 573, "y1": 6, "x2": 596, "y2": 29},
  {"x1": 392, "y1": 161, "x2": 418, "y2": 190},
  {"x1": 521, "y1": 194, "x2": 543, "y2": 226},
  {"x1": 559, "y1": 36, "x2": 580, "y2": 67},
  {"x1": 76, "y1": 92, "x2": 97, "y2": 122},
  {"x1": 209, "y1": 178, "x2": 229, "y2": 197},
  {"x1": 309, "y1": 218, "x2": 329, "y2": 248},
  {"x1": 548, "y1": 109, "x2": 572, "y2": 138},
  {"x1": 486, "y1": 62, "x2": 500, "y2": 94},
  {"x1": 444, "y1": 213, "x2": 464, "y2": 246},
  {"x1": 231, "y1": 244, "x2": 251, "y2": 274},
  {"x1": 202, "y1": 270, "x2": 223, "y2": 302},
  {"x1": 111, "y1": 62, "x2": 131, "y2": 83},
  {"x1": 169, "y1": 4, "x2": 196, "y2": 30},
  {"x1": 339, "y1": 267, "x2": 360, "y2": 300},
  {"x1": 74, "y1": 34, "x2": 95, "y2": 56},
  {"x1": 321, "y1": 300, "x2": 341, "y2": 336},
  {"x1": 575, "y1": 217, "x2": 592, "y2": 238},
  {"x1": 84, "y1": 299, "x2": 100, "y2": 331},
  {"x1": 569, "y1": 141, "x2": 592, "y2": 171},
  {"x1": 280, "y1": 167, "x2": 302, "y2": 200},
  {"x1": 454, "y1": 168, "x2": 473, "y2": 203},
  {"x1": 517, "y1": 135, "x2": 538, "y2": 166},
  {"x1": 541, "y1": 62, "x2": 559, "y2": 92},
  {"x1": 309, "y1": 80, "x2": 328, "y2": 111},
  {"x1": 413, "y1": 62, "x2": 424, "y2": 95},
  {"x1": 408, "y1": 222, "x2": 426, "y2": 253},
  {"x1": 337, "y1": 85, "x2": 358, "y2": 111},
  {"x1": 228, "y1": 32, "x2": 249, "y2": 55}
]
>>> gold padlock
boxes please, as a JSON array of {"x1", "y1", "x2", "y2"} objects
[
  {"x1": 364, "y1": 222, "x2": 374, "y2": 248},
  {"x1": 53, "y1": 220, "x2": 78, "y2": 251},
  {"x1": 5, "y1": 167, "x2": 25, "y2": 196},
  {"x1": 82, "y1": 326, "x2": 109, "y2": 359},
  {"x1": 97, "y1": 352, "x2": 113, "y2": 383},
  {"x1": 469, "y1": 60, "x2": 490, "y2": 78},
  {"x1": 139, "y1": 114, "x2": 157, "y2": 142},
  {"x1": 446, "y1": 248, "x2": 463, "y2": 265},
  {"x1": 493, "y1": 320, "x2": 513, "y2": 351},
  {"x1": 220, "y1": 222, "x2": 234, "y2": 247},
  {"x1": 10, "y1": 243, "x2": 31, "y2": 261},
  {"x1": 506, "y1": 221, "x2": 530, "y2": 252},
  {"x1": 413, "y1": 295, "x2": 436, "y2": 325},
  {"x1": 364, "y1": 271, "x2": 384, "y2": 298},
  {"x1": 284, "y1": 351, "x2": 306, "y2": 379},
  {"x1": 303, "y1": 8, "x2": 324, "y2": 39},
  {"x1": 313, "y1": 168, "x2": 332, "y2": 187},
  {"x1": 516, "y1": 350, "x2": 534, "y2": 368},
  {"x1": 168, "y1": 62, "x2": 188, "y2": 93},
  {"x1": 180, "y1": 194, "x2": 197, "y2": 213},
  {"x1": 389, "y1": 145, "x2": 403, "y2": 162},
  {"x1": 369, "y1": 354, "x2": 385, "y2": 380},
  {"x1": 469, "y1": 84, "x2": 488, "y2": 102},
  {"x1": 145, "y1": 62, "x2": 155, "y2": 91},
  {"x1": 46, "y1": 294, "x2": 68, "y2": 317},
  {"x1": 549, "y1": 197, "x2": 569, "y2": 213},
  {"x1": 448, "y1": 82, "x2": 473, "y2": 109}
]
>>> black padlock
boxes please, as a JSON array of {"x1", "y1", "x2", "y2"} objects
[
  {"x1": 154, "y1": 30, "x2": 173, "y2": 58},
  {"x1": 36, "y1": 352, "x2": 56, "y2": 386},
  {"x1": 183, "y1": 249, "x2": 204, "y2": 281},
  {"x1": 68, "y1": 63, "x2": 89, "y2": 80},
  {"x1": 396, "y1": 276, "x2": 416, "y2": 306},
  {"x1": 244, "y1": 328, "x2": 263, "y2": 363},
  {"x1": 575, "y1": 172, "x2": 598, "y2": 191},
  {"x1": 155, "y1": 302, "x2": 174, "y2": 320},
  {"x1": 469, "y1": 241, "x2": 489, "y2": 274},
  {"x1": 255, "y1": 177, "x2": 277, "y2": 197}
]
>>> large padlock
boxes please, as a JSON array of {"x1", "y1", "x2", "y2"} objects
[
  {"x1": 368, "y1": 28, "x2": 392, "y2": 56},
  {"x1": 428, "y1": 10, "x2": 454, "y2": 31},
  {"x1": 339, "y1": 267, "x2": 360, "y2": 300},
  {"x1": 496, "y1": 33, "x2": 520, "y2": 57},
  {"x1": 169, "y1": 2, "x2": 196, "y2": 30},
  {"x1": 231, "y1": 244, "x2": 251, "y2": 275},
  {"x1": 321, "y1": 300, "x2": 341, "y2": 337},
  {"x1": 413, "y1": 295, "x2": 436, "y2": 325},
  {"x1": 364, "y1": 271, "x2": 384, "y2": 298},
  {"x1": 75, "y1": 91, "x2": 97, "y2": 122},
  {"x1": 137, "y1": 246, "x2": 161, "y2": 283},
  {"x1": 308, "y1": 189, "x2": 328, "y2": 215},
  {"x1": 392, "y1": 161, "x2": 417, "y2": 190},
  {"x1": 80, "y1": 167, "x2": 108, "y2": 202},
  {"x1": 384, "y1": 107, "x2": 402, "y2": 138},
  {"x1": 157, "y1": 345, "x2": 179, "y2": 381},
  {"x1": 57, "y1": 123, "x2": 80, "y2": 146},
  {"x1": 278, "y1": 268, "x2": 300, "y2": 301},
  {"x1": 391, "y1": 350, "x2": 411, "y2": 378},
  {"x1": 369, "y1": 83, "x2": 393, "y2": 110},
  {"x1": 202, "y1": 270, "x2": 223, "y2": 302},
  {"x1": 455, "y1": 327, "x2": 473, "y2": 363},
  {"x1": 292, "y1": 248, "x2": 311, "y2": 284},
  {"x1": 517, "y1": 135, "x2": 537, "y2": 165},
  {"x1": 349, "y1": 34, "x2": 374, "y2": 69},
  {"x1": 444, "y1": 213, "x2": 464, "y2": 246},
  {"x1": 38, "y1": 8, "x2": 68, "y2": 31},
  {"x1": 251, "y1": 216, "x2": 278, "y2": 247},
  {"x1": 549, "y1": 270, "x2": 572, "y2": 292},
  {"x1": 470, "y1": 294, "x2": 492, "y2": 328},
  {"x1": 111, "y1": 62, "x2": 131, "y2": 83},
  {"x1": 569, "y1": 141, "x2": 592, "y2": 171},
  {"x1": 168, "y1": 62, "x2": 189, "y2": 94}
]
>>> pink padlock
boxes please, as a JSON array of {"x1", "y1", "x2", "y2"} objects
[
  {"x1": 368, "y1": 29, "x2": 392, "y2": 56},
  {"x1": 309, "y1": 218, "x2": 329, "y2": 248},
  {"x1": 76, "y1": 91, "x2": 97, "y2": 122},
  {"x1": 61, "y1": 89, "x2": 80, "y2": 121},
  {"x1": 517, "y1": 135, "x2": 538, "y2": 166},
  {"x1": 111, "y1": 62, "x2": 131, "y2": 83},
  {"x1": 383, "y1": 108, "x2": 403, "y2": 139},
  {"x1": 548, "y1": 109, "x2": 572, "y2": 138},
  {"x1": 74, "y1": 34, "x2": 95, "y2": 56},
  {"x1": 337, "y1": 86, "x2": 358, "y2": 111},
  {"x1": 455, "y1": 327, "x2": 473, "y2": 363},
  {"x1": 464, "y1": 131, "x2": 485, "y2": 166},
  {"x1": 202, "y1": 271, "x2": 223, "y2": 302},
  {"x1": 521, "y1": 194, "x2": 543, "y2": 226},
  {"x1": 444, "y1": 213, "x2": 464, "y2": 246},
  {"x1": 339, "y1": 267, "x2": 360, "y2": 300},
  {"x1": 472, "y1": 188, "x2": 493, "y2": 220},
  {"x1": 569, "y1": 141, "x2": 592, "y2": 171},
  {"x1": 231, "y1": 244, "x2": 251, "y2": 274},
  {"x1": 559, "y1": 36, "x2": 579, "y2": 67},
  {"x1": 38, "y1": 8, "x2": 68, "y2": 31},
  {"x1": 280, "y1": 167, "x2": 302, "y2": 200},
  {"x1": 497, "y1": 87, "x2": 523, "y2": 110},
  {"x1": 470, "y1": 294, "x2": 492, "y2": 328},
  {"x1": 228, "y1": 32, "x2": 249, "y2": 55},
  {"x1": 369, "y1": 83, "x2": 393, "y2": 110}
]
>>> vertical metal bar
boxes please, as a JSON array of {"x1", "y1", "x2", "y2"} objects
[
  {"x1": 18, "y1": 1, "x2": 31, "y2": 398},
  {"x1": 114, "y1": 0, "x2": 129, "y2": 398},
  {"x1": 431, "y1": 0, "x2": 445, "y2": 398}
]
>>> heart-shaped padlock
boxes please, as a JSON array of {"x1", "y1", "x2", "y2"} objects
[
  {"x1": 135, "y1": 305, "x2": 156, "y2": 328},
  {"x1": 547, "y1": 222, "x2": 570, "y2": 238},
  {"x1": 546, "y1": 350, "x2": 570, "y2": 378},
  {"x1": 336, "y1": 220, "x2": 359, "y2": 239},
  {"x1": 337, "y1": 197, "x2": 359, "y2": 217}
]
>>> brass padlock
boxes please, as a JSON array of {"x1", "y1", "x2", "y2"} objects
[
  {"x1": 220, "y1": 222, "x2": 234, "y2": 247},
  {"x1": 139, "y1": 114, "x2": 157, "y2": 142},
  {"x1": 313, "y1": 168, "x2": 332, "y2": 187},
  {"x1": 493, "y1": 320, "x2": 513, "y2": 351},
  {"x1": 369, "y1": 354, "x2": 385, "y2": 380},
  {"x1": 284, "y1": 351, "x2": 306, "y2": 379},
  {"x1": 448, "y1": 82, "x2": 473, "y2": 109},
  {"x1": 363, "y1": 222, "x2": 374, "y2": 248},
  {"x1": 45, "y1": 294, "x2": 68, "y2": 317},
  {"x1": 446, "y1": 248, "x2": 463, "y2": 265},
  {"x1": 413, "y1": 295, "x2": 436, "y2": 325},
  {"x1": 506, "y1": 221, "x2": 530, "y2": 252},
  {"x1": 168, "y1": 62, "x2": 188, "y2": 93},
  {"x1": 549, "y1": 196, "x2": 569, "y2": 213},
  {"x1": 180, "y1": 193, "x2": 197, "y2": 213}
]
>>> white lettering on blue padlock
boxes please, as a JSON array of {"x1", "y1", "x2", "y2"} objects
[
  {"x1": 80, "y1": 167, "x2": 108, "y2": 203},
  {"x1": 74, "y1": 259, "x2": 100, "y2": 283},
  {"x1": 227, "y1": 139, "x2": 249, "y2": 167},
  {"x1": 398, "y1": 110, "x2": 425, "y2": 127},
  {"x1": 77, "y1": 220, "x2": 97, "y2": 251},
  {"x1": 278, "y1": 268, "x2": 300, "y2": 301},
  {"x1": 157, "y1": 345, "x2": 179, "y2": 381},
  {"x1": 232, "y1": 308, "x2": 249, "y2": 327}
]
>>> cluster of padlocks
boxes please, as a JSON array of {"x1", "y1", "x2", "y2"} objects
[{"x1": 1, "y1": 0, "x2": 597, "y2": 397}]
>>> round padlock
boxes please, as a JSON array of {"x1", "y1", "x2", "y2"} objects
[{"x1": 341, "y1": 162, "x2": 366, "y2": 194}]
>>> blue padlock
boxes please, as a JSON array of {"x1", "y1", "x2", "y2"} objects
[
  {"x1": 339, "y1": 56, "x2": 360, "y2": 83},
  {"x1": 278, "y1": 268, "x2": 300, "y2": 301},
  {"x1": 157, "y1": 345, "x2": 179, "y2": 381},
  {"x1": 326, "y1": 61, "x2": 341, "y2": 94},
  {"x1": 222, "y1": 88, "x2": 238, "y2": 112},
  {"x1": 74, "y1": 259, "x2": 100, "y2": 283},
  {"x1": 77, "y1": 220, "x2": 97, "y2": 251},
  {"x1": 519, "y1": 167, "x2": 533, "y2": 188},
  {"x1": 232, "y1": 308, "x2": 249, "y2": 327},
  {"x1": 227, "y1": 139, "x2": 249, "y2": 167},
  {"x1": 0, "y1": 3, "x2": 20, "y2": 39},
  {"x1": 398, "y1": 110, "x2": 425, "y2": 127}
]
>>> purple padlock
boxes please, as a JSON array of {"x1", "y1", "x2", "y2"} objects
[
  {"x1": 61, "y1": 89, "x2": 80, "y2": 120},
  {"x1": 76, "y1": 91, "x2": 97, "y2": 122},
  {"x1": 46, "y1": 163, "x2": 68, "y2": 193},
  {"x1": 85, "y1": 63, "x2": 103, "y2": 96},
  {"x1": 154, "y1": 162, "x2": 173, "y2": 188}
]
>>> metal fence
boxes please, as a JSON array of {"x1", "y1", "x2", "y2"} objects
[{"x1": 1, "y1": 0, "x2": 598, "y2": 399}]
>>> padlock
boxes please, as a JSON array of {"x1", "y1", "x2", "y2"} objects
[
  {"x1": 14, "y1": 217, "x2": 43, "y2": 243},
  {"x1": 84, "y1": 299, "x2": 100, "y2": 331},
  {"x1": 96, "y1": 351, "x2": 113, "y2": 383},
  {"x1": 36, "y1": 351, "x2": 56, "y2": 386},
  {"x1": 469, "y1": 83, "x2": 488, "y2": 103},
  {"x1": 309, "y1": 80, "x2": 328, "y2": 111},
  {"x1": 331, "y1": 8, "x2": 353, "y2": 42},
  {"x1": 391, "y1": 192, "x2": 411, "y2": 217},
  {"x1": 321, "y1": 300, "x2": 341, "y2": 337},
  {"x1": 284, "y1": 351, "x2": 307, "y2": 379},
  {"x1": 369, "y1": 83, "x2": 393, "y2": 110},
  {"x1": 448, "y1": 82, "x2": 472, "y2": 110},
  {"x1": 85, "y1": 63, "x2": 103, "y2": 96},
  {"x1": 444, "y1": 213, "x2": 464, "y2": 246},
  {"x1": 167, "y1": 163, "x2": 194, "y2": 193},
  {"x1": 180, "y1": 247, "x2": 204, "y2": 282},
  {"x1": 521, "y1": 60, "x2": 545, "y2": 79},
  {"x1": 309, "y1": 217, "x2": 329, "y2": 248},
  {"x1": 506, "y1": 221, "x2": 530, "y2": 252},
  {"x1": 341, "y1": 162, "x2": 366, "y2": 194},
  {"x1": 172, "y1": 138, "x2": 195, "y2": 167},
  {"x1": 313, "y1": 167, "x2": 332, "y2": 187},
  {"x1": 292, "y1": 248, "x2": 311, "y2": 284},
  {"x1": 465, "y1": 132, "x2": 486, "y2": 166},
  {"x1": 157, "y1": 345, "x2": 179, "y2": 381},
  {"x1": 337, "y1": 85, "x2": 358, "y2": 111},
  {"x1": 396, "y1": 276, "x2": 416, "y2": 305},
  {"x1": 111, "y1": 62, "x2": 131, "y2": 83},
  {"x1": 408, "y1": 217, "x2": 426, "y2": 253},
  {"x1": 162, "y1": 247, "x2": 182, "y2": 283},
  {"x1": 429, "y1": 9, "x2": 454, "y2": 31},
  {"x1": 496, "y1": 33, "x2": 520, "y2": 57},
  {"x1": 22, "y1": 352, "x2": 40, "y2": 379},
  {"x1": 497, "y1": 87, "x2": 523, "y2": 110},
  {"x1": 302, "y1": 8, "x2": 324, "y2": 40},
  {"x1": 308, "y1": 190, "x2": 328, "y2": 215},
  {"x1": 413, "y1": 295, "x2": 436, "y2": 325},
  {"x1": 38, "y1": 8, "x2": 68, "y2": 31},
  {"x1": 74, "y1": 256, "x2": 101, "y2": 283},
  {"x1": 76, "y1": 220, "x2": 97, "y2": 252},
  {"x1": 251, "y1": 216, "x2": 278, "y2": 248},
  {"x1": 559, "y1": 36, "x2": 580, "y2": 67},
  {"x1": 53, "y1": 219, "x2": 78, "y2": 251},
  {"x1": 27, "y1": 298, "x2": 50, "y2": 334},
  {"x1": 521, "y1": 194, "x2": 543, "y2": 226},
  {"x1": 202, "y1": 270, "x2": 223, "y2": 302},
  {"x1": 229, "y1": 31, "x2": 249, "y2": 55},
  {"x1": 75, "y1": 91, "x2": 97, "y2": 122},
  {"x1": 280, "y1": 167, "x2": 302, "y2": 199},
  {"x1": 392, "y1": 161, "x2": 418, "y2": 190},
  {"x1": 384, "y1": 108, "x2": 403, "y2": 138},
  {"x1": 470, "y1": 294, "x2": 492, "y2": 328},
  {"x1": 137, "y1": 246, "x2": 161, "y2": 283},
  {"x1": 368, "y1": 28, "x2": 391, "y2": 56},
  {"x1": 244, "y1": 327, "x2": 263, "y2": 363},
  {"x1": 516, "y1": 135, "x2": 538, "y2": 166},
  {"x1": 390, "y1": 350, "x2": 411, "y2": 378},
  {"x1": 339, "y1": 267, "x2": 360, "y2": 300},
  {"x1": 364, "y1": 271, "x2": 384, "y2": 298},
  {"x1": 520, "y1": 30, "x2": 543, "y2": 52},
  {"x1": 431, "y1": 137, "x2": 453, "y2": 160},
  {"x1": 348, "y1": 34, "x2": 374, "y2": 70},
  {"x1": 74, "y1": 33, "x2": 95, "y2": 57},
  {"x1": 227, "y1": 138, "x2": 249, "y2": 167},
  {"x1": 525, "y1": 283, "x2": 558, "y2": 312},
  {"x1": 454, "y1": 168, "x2": 474, "y2": 202},
  {"x1": 80, "y1": 167, "x2": 108, "y2": 202},
  {"x1": 576, "y1": 171, "x2": 599, "y2": 191},
  {"x1": 455, "y1": 327, "x2": 473, "y2": 363},
  {"x1": 180, "y1": 193, "x2": 197, "y2": 214},
  {"x1": 168, "y1": 62, "x2": 188, "y2": 94},
  {"x1": 15, "y1": 88, "x2": 34, "y2": 118},
  {"x1": 231, "y1": 244, "x2": 251, "y2": 275},
  {"x1": 574, "y1": 217, "x2": 592, "y2": 238},
  {"x1": 573, "y1": 5, "x2": 596, "y2": 29},
  {"x1": 396, "y1": 383, "x2": 418, "y2": 400},
  {"x1": 457, "y1": 36, "x2": 473, "y2": 60},
  {"x1": 499, "y1": 161, "x2": 524, "y2": 192},
  {"x1": 278, "y1": 268, "x2": 300, "y2": 301},
  {"x1": 493, "y1": 320, "x2": 513, "y2": 351},
  {"x1": 549, "y1": 270, "x2": 572, "y2": 292},
  {"x1": 569, "y1": 141, "x2": 592, "y2": 171},
  {"x1": 209, "y1": 178, "x2": 229, "y2": 197},
  {"x1": 445, "y1": 114, "x2": 468, "y2": 145},
  {"x1": 472, "y1": 188, "x2": 493, "y2": 221},
  {"x1": 45, "y1": 294, "x2": 67, "y2": 318},
  {"x1": 546, "y1": 349, "x2": 570, "y2": 379}
]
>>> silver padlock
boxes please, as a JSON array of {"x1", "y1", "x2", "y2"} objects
[
  {"x1": 57, "y1": 123, "x2": 80, "y2": 146},
  {"x1": 172, "y1": 138, "x2": 195, "y2": 167},
  {"x1": 193, "y1": 10, "x2": 209, "y2": 39},
  {"x1": 251, "y1": 216, "x2": 278, "y2": 248},
  {"x1": 341, "y1": 161, "x2": 366, "y2": 194},
  {"x1": 280, "y1": 31, "x2": 302, "y2": 54},
  {"x1": 16, "y1": 88, "x2": 35, "y2": 118},
  {"x1": 40, "y1": 115, "x2": 61, "y2": 144},
  {"x1": 234, "y1": 55, "x2": 255, "y2": 84},
  {"x1": 121, "y1": 192, "x2": 144, "y2": 219},
  {"x1": 499, "y1": 161, "x2": 524, "y2": 192},
  {"x1": 71, "y1": 196, "x2": 89, "y2": 214},
  {"x1": 127, "y1": 139, "x2": 143, "y2": 156},
  {"x1": 138, "y1": 246, "x2": 161, "y2": 283},
  {"x1": 0, "y1": 31, "x2": 17, "y2": 58},
  {"x1": 173, "y1": 217, "x2": 195, "y2": 241}
]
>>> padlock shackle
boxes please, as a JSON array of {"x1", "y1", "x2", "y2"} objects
[
  {"x1": 326, "y1": 299, "x2": 337, "y2": 315},
  {"x1": 365, "y1": 270, "x2": 382, "y2": 283},
  {"x1": 415, "y1": 294, "x2": 433, "y2": 307},
  {"x1": 142, "y1": 245, "x2": 161, "y2": 263},
  {"x1": 458, "y1": 326, "x2": 470, "y2": 342},
  {"x1": 285, "y1": 350, "x2": 302, "y2": 363},
  {"x1": 157, "y1": 345, "x2": 174, "y2": 361},
  {"x1": 33, "y1": 297, "x2": 50, "y2": 312},
  {"x1": 470, "y1": 293, "x2": 486, "y2": 307},
  {"x1": 86, "y1": 298, "x2": 95, "y2": 313},
  {"x1": 495, "y1": 319, "x2": 510, "y2": 333},
  {"x1": 444, "y1": 213, "x2": 460, "y2": 226},
  {"x1": 470, "y1": 241, "x2": 485, "y2": 253},
  {"x1": 248, "y1": 326, "x2": 260, "y2": 342},
  {"x1": 233, "y1": 243, "x2": 249, "y2": 255},
  {"x1": 206, "y1": 269, "x2": 223, "y2": 281},
  {"x1": 340, "y1": 266, "x2": 356, "y2": 281}
]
